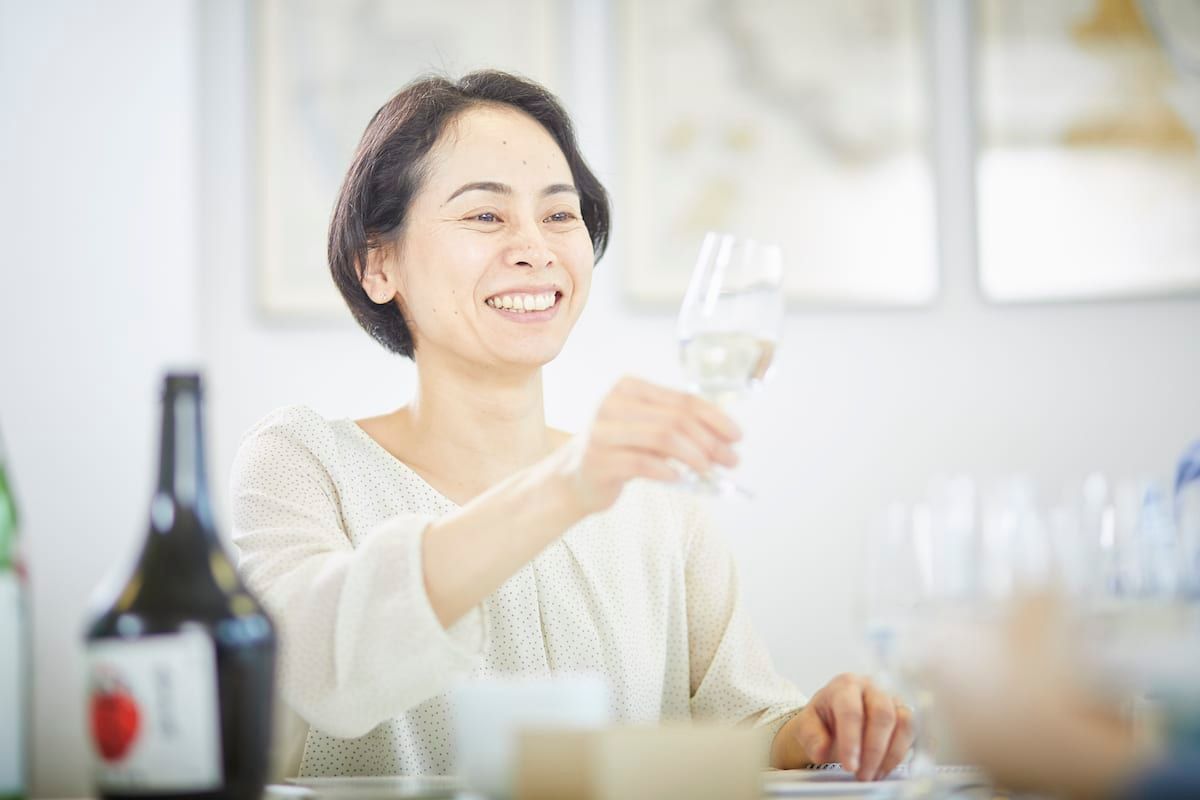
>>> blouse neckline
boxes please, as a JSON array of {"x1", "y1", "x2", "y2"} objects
[{"x1": 338, "y1": 417, "x2": 462, "y2": 511}]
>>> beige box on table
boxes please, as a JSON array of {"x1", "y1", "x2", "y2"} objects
[{"x1": 515, "y1": 724, "x2": 767, "y2": 800}]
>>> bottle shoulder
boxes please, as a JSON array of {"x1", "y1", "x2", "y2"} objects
[
  {"x1": 85, "y1": 602, "x2": 275, "y2": 650},
  {"x1": 0, "y1": 467, "x2": 18, "y2": 570},
  {"x1": 86, "y1": 547, "x2": 273, "y2": 645}
]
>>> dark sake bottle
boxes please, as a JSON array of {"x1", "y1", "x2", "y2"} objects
[{"x1": 84, "y1": 373, "x2": 276, "y2": 800}]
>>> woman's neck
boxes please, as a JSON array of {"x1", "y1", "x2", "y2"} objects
[{"x1": 378, "y1": 353, "x2": 561, "y2": 496}]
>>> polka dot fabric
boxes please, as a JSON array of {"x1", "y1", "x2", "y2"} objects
[{"x1": 229, "y1": 405, "x2": 807, "y2": 778}]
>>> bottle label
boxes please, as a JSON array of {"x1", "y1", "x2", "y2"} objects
[
  {"x1": 86, "y1": 629, "x2": 222, "y2": 791},
  {"x1": 0, "y1": 574, "x2": 24, "y2": 793}
]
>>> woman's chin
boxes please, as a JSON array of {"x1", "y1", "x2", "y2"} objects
[
  {"x1": 502, "y1": 346, "x2": 565, "y2": 370},
  {"x1": 486, "y1": 338, "x2": 567, "y2": 371},
  {"x1": 474, "y1": 319, "x2": 574, "y2": 367}
]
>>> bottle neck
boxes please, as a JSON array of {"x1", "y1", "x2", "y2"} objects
[
  {"x1": 153, "y1": 382, "x2": 217, "y2": 541},
  {"x1": 116, "y1": 377, "x2": 236, "y2": 613}
]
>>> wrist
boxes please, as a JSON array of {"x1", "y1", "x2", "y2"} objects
[
  {"x1": 770, "y1": 712, "x2": 812, "y2": 769},
  {"x1": 530, "y1": 443, "x2": 593, "y2": 525},
  {"x1": 541, "y1": 458, "x2": 591, "y2": 528}
]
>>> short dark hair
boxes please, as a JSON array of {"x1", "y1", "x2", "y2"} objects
[{"x1": 327, "y1": 70, "x2": 611, "y2": 358}]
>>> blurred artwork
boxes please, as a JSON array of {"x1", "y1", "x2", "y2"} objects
[
  {"x1": 619, "y1": 0, "x2": 937, "y2": 306},
  {"x1": 978, "y1": 0, "x2": 1200, "y2": 302},
  {"x1": 257, "y1": 0, "x2": 555, "y2": 317}
]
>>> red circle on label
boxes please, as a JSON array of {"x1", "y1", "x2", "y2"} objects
[{"x1": 90, "y1": 688, "x2": 141, "y2": 761}]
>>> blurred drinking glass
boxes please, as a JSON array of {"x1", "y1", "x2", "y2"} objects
[
  {"x1": 1177, "y1": 442, "x2": 1200, "y2": 600},
  {"x1": 862, "y1": 501, "x2": 948, "y2": 797},
  {"x1": 1079, "y1": 475, "x2": 1200, "y2": 753}
]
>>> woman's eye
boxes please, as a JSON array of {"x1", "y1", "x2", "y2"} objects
[
  {"x1": 473, "y1": 212, "x2": 499, "y2": 223},
  {"x1": 545, "y1": 211, "x2": 577, "y2": 223}
]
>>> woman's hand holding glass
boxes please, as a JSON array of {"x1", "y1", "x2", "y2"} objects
[{"x1": 551, "y1": 376, "x2": 743, "y2": 516}]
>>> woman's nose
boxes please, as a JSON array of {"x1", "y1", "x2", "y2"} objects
[{"x1": 506, "y1": 222, "x2": 554, "y2": 269}]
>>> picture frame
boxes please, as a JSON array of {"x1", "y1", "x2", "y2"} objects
[
  {"x1": 618, "y1": 0, "x2": 939, "y2": 307},
  {"x1": 255, "y1": 0, "x2": 559, "y2": 317},
  {"x1": 975, "y1": 0, "x2": 1200, "y2": 303}
]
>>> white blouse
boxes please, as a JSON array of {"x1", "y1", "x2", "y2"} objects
[{"x1": 229, "y1": 405, "x2": 807, "y2": 778}]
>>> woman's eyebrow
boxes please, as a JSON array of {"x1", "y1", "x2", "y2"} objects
[
  {"x1": 444, "y1": 181, "x2": 579, "y2": 203},
  {"x1": 445, "y1": 181, "x2": 510, "y2": 203},
  {"x1": 542, "y1": 183, "x2": 579, "y2": 197}
]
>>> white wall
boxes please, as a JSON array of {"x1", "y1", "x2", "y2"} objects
[
  {"x1": 0, "y1": 1, "x2": 200, "y2": 795},
  {"x1": 2, "y1": 0, "x2": 1199, "y2": 795}
]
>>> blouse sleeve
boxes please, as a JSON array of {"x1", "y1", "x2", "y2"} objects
[
  {"x1": 680, "y1": 496, "x2": 808, "y2": 745},
  {"x1": 228, "y1": 406, "x2": 487, "y2": 739}
]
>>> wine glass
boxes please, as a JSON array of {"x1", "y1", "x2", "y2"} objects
[
  {"x1": 1073, "y1": 475, "x2": 1200, "y2": 751},
  {"x1": 863, "y1": 479, "x2": 981, "y2": 796},
  {"x1": 676, "y1": 232, "x2": 784, "y2": 497},
  {"x1": 862, "y1": 502, "x2": 944, "y2": 796}
]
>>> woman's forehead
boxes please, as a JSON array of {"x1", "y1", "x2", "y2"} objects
[{"x1": 427, "y1": 106, "x2": 572, "y2": 190}]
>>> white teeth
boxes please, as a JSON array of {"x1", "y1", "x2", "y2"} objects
[{"x1": 487, "y1": 292, "x2": 557, "y2": 313}]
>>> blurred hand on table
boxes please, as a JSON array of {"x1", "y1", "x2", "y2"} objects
[
  {"x1": 770, "y1": 673, "x2": 914, "y2": 782},
  {"x1": 928, "y1": 594, "x2": 1145, "y2": 800}
]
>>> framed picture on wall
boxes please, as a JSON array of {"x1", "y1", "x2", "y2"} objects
[
  {"x1": 618, "y1": 0, "x2": 939, "y2": 307},
  {"x1": 256, "y1": 0, "x2": 558, "y2": 317},
  {"x1": 976, "y1": 0, "x2": 1200, "y2": 302}
]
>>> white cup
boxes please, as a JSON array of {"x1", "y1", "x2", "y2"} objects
[{"x1": 449, "y1": 673, "x2": 611, "y2": 798}]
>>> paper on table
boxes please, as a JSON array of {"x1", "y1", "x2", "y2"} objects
[{"x1": 762, "y1": 764, "x2": 990, "y2": 797}]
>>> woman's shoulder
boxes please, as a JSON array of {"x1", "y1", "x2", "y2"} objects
[
  {"x1": 241, "y1": 404, "x2": 335, "y2": 445},
  {"x1": 233, "y1": 404, "x2": 348, "y2": 474}
]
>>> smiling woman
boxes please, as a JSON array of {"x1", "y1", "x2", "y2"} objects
[
  {"x1": 354, "y1": 104, "x2": 597, "y2": 370},
  {"x1": 327, "y1": 71, "x2": 609, "y2": 360},
  {"x1": 230, "y1": 70, "x2": 911, "y2": 781}
]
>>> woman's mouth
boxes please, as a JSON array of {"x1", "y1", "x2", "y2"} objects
[
  {"x1": 485, "y1": 291, "x2": 560, "y2": 312},
  {"x1": 484, "y1": 291, "x2": 562, "y2": 321}
]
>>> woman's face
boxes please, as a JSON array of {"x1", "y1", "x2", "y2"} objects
[{"x1": 372, "y1": 105, "x2": 594, "y2": 371}]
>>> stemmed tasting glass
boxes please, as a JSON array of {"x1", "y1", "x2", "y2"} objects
[
  {"x1": 676, "y1": 232, "x2": 784, "y2": 498},
  {"x1": 862, "y1": 502, "x2": 942, "y2": 797},
  {"x1": 863, "y1": 477, "x2": 980, "y2": 798}
]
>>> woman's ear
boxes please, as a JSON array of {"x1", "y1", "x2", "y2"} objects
[{"x1": 361, "y1": 241, "x2": 399, "y2": 305}]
